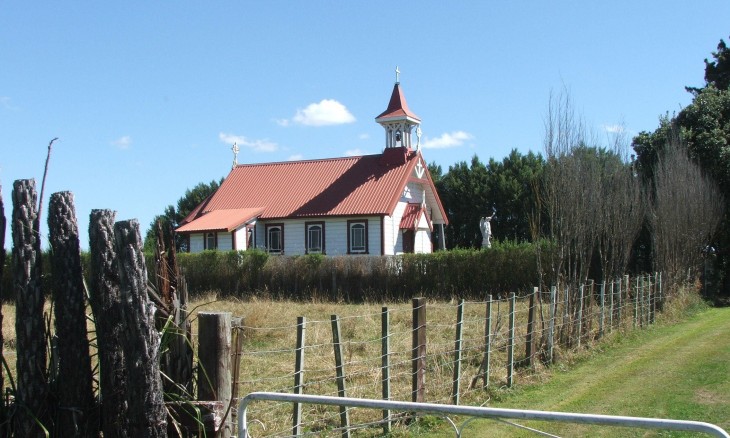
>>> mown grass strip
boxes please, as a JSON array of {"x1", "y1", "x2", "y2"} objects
[{"x1": 429, "y1": 306, "x2": 730, "y2": 437}]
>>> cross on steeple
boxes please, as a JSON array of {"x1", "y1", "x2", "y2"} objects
[{"x1": 395, "y1": 66, "x2": 400, "y2": 84}]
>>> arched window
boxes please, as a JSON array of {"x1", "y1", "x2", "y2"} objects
[
  {"x1": 266, "y1": 224, "x2": 284, "y2": 254},
  {"x1": 206, "y1": 232, "x2": 216, "y2": 250},
  {"x1": 306, "y1": 222, "x2": 325, "y2": 254},
  {"x1": 348, "y1": 220, "x2": 368, "y2": 254}
]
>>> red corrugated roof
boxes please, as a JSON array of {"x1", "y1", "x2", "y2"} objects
[
  {"x1": 201, "y1": 153, "x2": 420, "y2": 219},
  {"x1": 399, "y1": 203, "x2": 432, "y2": 231},
  {"x1": 375, "y1": 83, "x2": 421, "y2": 122},
  {"x1": 176, "y1": 208, "x2": 264, "y2": 232}
]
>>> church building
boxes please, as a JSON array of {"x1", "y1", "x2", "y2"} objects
[{"x1": 176, "y1": 76, "x2": 449, "y2": 255}]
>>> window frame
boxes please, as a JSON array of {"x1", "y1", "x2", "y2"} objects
[
  {"x1": 205, "y1": 232, "x2": 217, "y2": 250},
  {"x1": 305, "y1": 221, "x2": 325, "y2": 255},
  {"x1": 265, "y1": 223, "x2": 285, "y2": 254},
  {"x1": 347, "y1": 219, "x2": 369, "y2": 254}
]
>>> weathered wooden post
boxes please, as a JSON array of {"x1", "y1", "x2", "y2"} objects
[
  {"x1": 412, "y1": 297, "x2": 426, "y2": 402},
  {"x1": 576, "y1": 284, "x2": 584, "y2": 348},
  {"x1": 48, "y1": 192, "x2": 94, "y2": 436},
  {"x1": 198, "y1": 312, "x2": 233, "y2": 438},
  {"x1": 293, "y1": 316, "x2": 306, "y2": 436},
  {"x1": 451, "y1": 299, "x2": 464, "y2": 405},
  {"x1": 12, "y1": 179, "x2": 49, "y2": 436},
  {"x1": 483, "y1": 295, "x2": 493, "y2": 387},
  {"x1": 330, "y1": 315, "x2": 351, "y2": 437},
  {"x1": 598, "y1": 282, "x2": 605, "y2": 339},
  {"x1": 88, "y1": 209, "x2": 129, "y2": 436},
  {"x1": 381, "y1": 307, "x2": 391, "y2": 434},
  {"x1": 507, "y1": 292, "x2": 516, "y2": 387},
  {"x1": 114, "y1": 219, "x2": 167, "y2": 437},
  {"x1": 525, "y1": 288, "x2": 537, "y2": 366},
  {"x1": 548, "y1": 286, "x2": 556, "y2": 364}
]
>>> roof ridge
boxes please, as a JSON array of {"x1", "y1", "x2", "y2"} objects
[{"x1": 233, "y1": 154, "x2": 381, "y2": 168}]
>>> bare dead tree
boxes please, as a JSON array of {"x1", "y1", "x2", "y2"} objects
[
  {"x1": 88, "y1": 209, "x2": 129, "y2": 437},
  {"x1": 12, "y1": 179, "x2": 49, "y2": 436},
  {"x1": 650, "y1": 137, "x2": 725, "y2": 288},
  {"x1": 47, "y1": 192, "x2": 94, "y2": 436}
]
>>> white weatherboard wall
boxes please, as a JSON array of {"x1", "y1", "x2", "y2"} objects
[
  {"x1": 253, "y1": 216, "x2": 382, "y2": 256},
  {"x1": 190, "y1": 234, "x2": 204, "y2": 253}
]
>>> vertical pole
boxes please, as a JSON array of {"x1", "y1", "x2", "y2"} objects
[
  {"x1": 412, "y1": 298, "x2": 426, "y2": 403},
  {"x1": 11, "y1": 180, "x2": 49, "y2": 437},
  {"x1": 609, "y1": 280, "x2": 614, "y2": 332},
  {"x1": 562, "y1": 286, "x2": 570, "y2": 347},
  {"x1": 48, "y1": 192, "x2": 94, "y2": 435},
  {"x1": 451, "y1": 300, "x2": 464, "y2": 405},
  {"x1": 548, "y1": 286, "x2": 556, "y2": 364},
  {"x1": 525, "y1": 288, "x2": 537, "y2": 366},
  {"x1": 330, "y1": 315, "x2": 350, "y2": 438},
  {"x1": 381, "y1": 307, "x2": 391, "y2": 434},
  {"x1": 634, "y1": 277, "x2": 640, "y2": 328},
  {"x1": 599, "y1": 282, "x2": 605, "y2": 339},
  {"x1": 293, "y1": 316, "x2": 306, "y2": 436},
  {"x1": 658, "y1": 272, "x2": 663, "y2": 311},
  {"x1": 198, "y1": 312, "x2": 232, "y2": 438},
  {"x1": 507, "y1": 292, "x2": 516, "y2": 388},
  {"x1": 482, "y1": 295, "x2": 493, "y2": 388},
  {"x1": 577, "y1": 284, "x2": 584, "y2": 348}
]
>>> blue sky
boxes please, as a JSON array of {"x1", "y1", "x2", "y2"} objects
[{"x1": 1, "y1": 2, "x2": 729, "y2": 250}]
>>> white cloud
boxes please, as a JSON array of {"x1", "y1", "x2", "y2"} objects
[
  {"x1": 421, "y1": 131, "x2": 473, "y2": 149},
  {"x1": 219, "y1": 132, "x2": 278, "y2": 152},
  {"x1": 111, "y1": 135, "x2": 132, "y2": 149},
  {"x1": 345, "y1": 148, "x2": 365, "y2": 156},
  {"x1": 358, "y1": 133, "x2": 370, "y2": 140},
  {"x1": 275, "y1": 119, "x2": 290, "y2": 127},
  {"x1": 288, "y1": 154, "x2": 304, "y2": 161},
  {"x1": 289, "y1": 99, "x2": 356, "y2": 126},
  {"x1": 602, "y1": 124, "x2": 625, "y2": 134},
  {"x1": 0, "y1": 96, "x2": 18, "y2": 111}
]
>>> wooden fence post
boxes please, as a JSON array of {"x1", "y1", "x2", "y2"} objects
[
  {"x1": 48, "y1": 192, "x2": 94, "y2": 435},
  {"x1": 198, "y1": 312, "x2": 233, "y2": 438},
  {"x1": 525, "y1": 288, "x2": 536, "y2": 366},
  {"x1": 576, "y1": 284, "x2": 584, "y2": 348},
  {"x1": 598, "y1": 282, "x2": 605, "y2": 339},
  {"x1": 114, "y1": 219, "x2": 167, "y2": 437},
  {"x1": 11, "y1": 179, "x2": 49, "y2": 437},
  {"x1": 88, "y1": 209, "x2": 129, "y2": 436},
  {"x1": 451, "y1": 300, "x2": 464, "y2": 405},
  {"x1": 412, "y1": 297, "x2": 426, "y2": 403},
  {"x1": 548, "y1": 286, "x2": 556, "y2": 364},
  {"x1": 562, "y1": 286, "x2": 570, "y2": 347},
  {"x1": 483, "y1": 295, "x2": 493, "y2": 387},
  {"x1": 293, "y1": 316, "x2": 306, "y2": 436},
  {"x1": 331, "y1": 315, "x2": 351, "y2": 438},
  {"x1": 381, "y1": 307, "x2": 391, "y2": 434},
  {"x1": 608, "y1": 281, "x2": 614, "y2": 332},
  {"x1": 507, "y1": 292, "x2": 516, "y2": 388},
  {"x1": 634, "y1": 276, "x2": 640, "y2": 328}
]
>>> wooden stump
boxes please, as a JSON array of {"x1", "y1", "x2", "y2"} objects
[
  {"x1": 114, "y1": 219, "x2": 167, "y2": 437},
  {"x1": 12, "y1": 179, "x2": 49, "y2": 437},
  {"x1": 89, "y1": 209, "x2": 130, "y2": 436},
  {"x1": 197, "y1": 312, "x2": 232, "y2": 438},
  {"x1": 48, "y1": 191, "x2": 94, "y2": 436}
]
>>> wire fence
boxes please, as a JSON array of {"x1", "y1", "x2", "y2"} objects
[{"x1": 215, "y1": 273, "x2": 664, "y2": 437}]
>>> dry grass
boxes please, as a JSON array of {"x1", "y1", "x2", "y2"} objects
[{"x1": 0, "y1": 281, "x2": 683, "y2": 437}]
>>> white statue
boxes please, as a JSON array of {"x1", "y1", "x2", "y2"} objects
[{"x1": 480, "y1": 210, "x2": 495, "y2": 249}]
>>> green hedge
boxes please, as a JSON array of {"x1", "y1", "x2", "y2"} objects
[
  {"x1": 0, "y1": 242, "x2": 546, "y2": 303},
  {"x1": 174, "y1": 241, "x2": 546, "y2": 301}
]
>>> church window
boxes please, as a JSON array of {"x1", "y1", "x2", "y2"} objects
[
  {"x1": 306, "y1": 222, "x2": 325, "y2": 254},
  {"x1": 205, "y1": 232, "x2": 217, "y2": 250},
  {"x1": 348, "y1": 220, "x2": 368, "y2": 254},
  {"x1": 266, "y1": 224, "x2": 284, "y2": 254}
]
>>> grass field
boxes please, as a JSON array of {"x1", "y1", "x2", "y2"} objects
[{"x1": 422, "y1": 303, "x2": 730, "y2": 437}]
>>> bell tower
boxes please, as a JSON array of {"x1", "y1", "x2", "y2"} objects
[{"x1": 375, "y1": 67, "x2": 421, "y2": 152}]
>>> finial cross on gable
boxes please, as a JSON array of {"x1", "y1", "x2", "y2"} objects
[{"x1": 395, "y1": 66, "x2": 400, "y2": 84}]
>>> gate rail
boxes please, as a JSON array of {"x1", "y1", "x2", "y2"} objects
[{"x1": 237, "y1": 392, "x2": 730, "y2": 437}]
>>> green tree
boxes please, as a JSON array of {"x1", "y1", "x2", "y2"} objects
[
  {"x1": 485, "y1": 149, "x2": 544, "y2": 242},
  {"x1": 143, "y1": 179, "x2": 223, "y2": 252},
  {"x1": 437, "y1": 155, "x2": 490, "y2": 248},
  {"x1": 633, "y1": 35, "x2": 730, "y2": 295}
]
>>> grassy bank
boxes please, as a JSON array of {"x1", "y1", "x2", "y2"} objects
[{"x1": 436, "y1": 303, "x2": 730, "y2": 437}]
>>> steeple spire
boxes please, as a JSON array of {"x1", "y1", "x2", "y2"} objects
[{"x1": 375, "y1": 69, "x2": 421, "y2": 151}]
